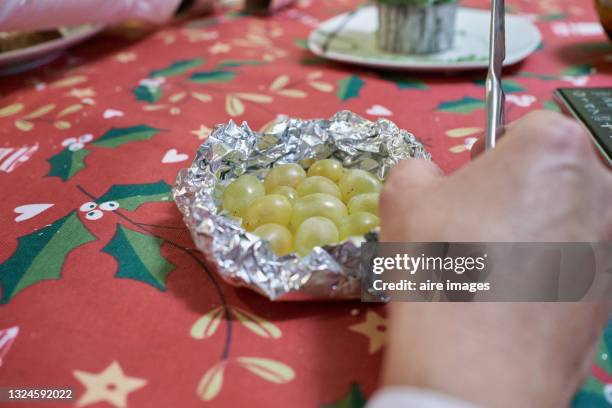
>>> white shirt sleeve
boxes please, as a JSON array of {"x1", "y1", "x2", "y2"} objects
[
  {"x1": 0, "y1": 0, "x2": 181, "y2": 31},
  {"x1": 367, "y1": 387, "x2": 479, "y2": 408}
]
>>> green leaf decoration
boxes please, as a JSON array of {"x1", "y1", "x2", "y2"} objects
[
  {"x1": 92, "y1": 125, "x2": 163, "y2": 148},
  {"x1": 103, "y1": 224, "x2": 174, "y2": 291},
  {"x1": 393, "y1": 78, "x2": 427, "y2": 90},
  {"x1": 543, "y1": 100, "x2": 561, "y2": 113},
  {"x1": 217, "y1": 60, "x2": 263, "y2": 68},
  {"x1": 578, "y1": 375, "x2": 604, "y2": 397},
  {"x1": 300, "y1": 56, "x2": 326, "y2": 66},
  {"x1": 190, "y1": 70, "x2": 236, "y2": 83},
  {"x1": 321, "y1": 383, "x2": 366, "y2": 408},
  {"x1": 539, "y1": 12, "x2": 568, "y2": 21},
  {"x1": 133, "y1": 85, "x2": 162, "y2": 103},
  {"x1": 473, "y1": 79, "x2": 525, "y2": 94},
  {"x1": 572, "y1": 391, "x2": 608, "y2": 407},
  {"x1": 574, "y1": 323, "x2": 612, "y2": 405},
  {"x1": 379, "y1": 74, "x2": 427, "y2": 90},
  {"x1": 47, "y1": 148, "x2": 91, "y2": 181},
  {"x1": 294, "y1": 38, "x2": 308, "y2": 49},
  {"x1": 517, "y1": 71, "x2": 557, "y2": 81},
  {"x1": 336, "y1": 75, "x2": 365, "y2": 101},
  {"x1": 603, "y1": 322, "x2": 612, "y2": 368},
  {"x1": 438, "y1": 96, "x2": 485, "y2": 115},
  {"x1": 579, "y1": 42, "x2": 612, "y2": 52},
  {"x1": 96, "y1": 180, "x2": 172, "y2": 211},
  {"x1": 580, "y1": 351, "x2": 607, "y2": 395},
  {"x1": 594, "y1": 323, "x2": 612, "y2": 375},
  {"x1": 0, "y1": 211, "x2": 95, "y2": 304},
  {"x1": 562, "y1": 64, "x2": 594, "y2": 77},
  {"x1": 150, "y1": 58, "x2": 204, "y2": 77}
]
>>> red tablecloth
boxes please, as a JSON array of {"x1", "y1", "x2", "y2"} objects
[{"x1": 1, "y1": 0, "x2": 611, "y2": 407}]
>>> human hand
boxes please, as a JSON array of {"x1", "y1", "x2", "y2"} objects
[
  {"x1": 378, "y1": 110, "x2": 612, "y2": 407},
  {"x1": 380, "y1": 110, "x2": 612, "y2": 243}
]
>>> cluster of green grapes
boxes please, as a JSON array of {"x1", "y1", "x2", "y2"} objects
[{"x1": 221, "y1": 159, "x2": 382, "y2": 257}]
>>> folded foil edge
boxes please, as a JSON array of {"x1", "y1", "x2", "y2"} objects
[{"x1": 173, "y1": 110, "x2": 431, "y2": 301}]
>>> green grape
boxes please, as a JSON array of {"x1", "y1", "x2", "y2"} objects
[
  {"x1": 338, "y1": 169, "x2": 382, "y2": 202},
  {"x1": 307, "y1": 159, "x2": 344, "y2": 182},
  {"x1": 270, "y1": 186, "x2": 298, "y2": 204},
  {"x1": 244, "y1": 194, "x2": 292, "y2": 230},
  {"x1": 347, "y1": 193, "x2": 380, "y2": 215},
  {"x1": 338, "y1": 212, "x2": 380, "y2": 240},
  {"x1": 296, "y1": 176, "x2": 342, "y2": 199},
  {"x1": 290, "y1": 193, "x2": 347, "y2": 230},
  {"x1": 264, "y1": 163, "x2": 306, "y2": 192},
  {"x1": 253, "y1": 223, "x2": 293, "y2": 256},
  {"x1": 222, "y1": 174, "x2": 265, "y2": 217},
  {"x1": 294, "y1": 216, "x2": 339, "y2": 256}
]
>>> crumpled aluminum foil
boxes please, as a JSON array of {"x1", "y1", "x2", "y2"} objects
[{"x1": 173, "y1": 110, "x2": 431, "y2": 300}]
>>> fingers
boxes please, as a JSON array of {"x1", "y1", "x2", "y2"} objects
[
  {"x1": 379, "y1": 159, "x2": 443, "y2": 242},
  {"x1": 481, "y1": 110, "x2": 612, "y2": 238},
  {"x1": 380, "y1": 159, "x2": 441, "y2": 212},
  {"x1": 385, "y1": 159, "x2": 443, "y2": 191},
  {"x1": 470, "y1": 110, "x2": 592, "y2": 161}
]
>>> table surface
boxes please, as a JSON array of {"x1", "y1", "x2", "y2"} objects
[{"x1": 1, "y1": 0, "x2": 611, "y2": 407}]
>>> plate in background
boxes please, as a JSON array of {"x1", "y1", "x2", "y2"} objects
[
  {"x1": 308, "y1": 6, "x2": 541, "y2": 71},
  {"x1": 0, "y1": 25, "x2": 103, "y2": 74}
]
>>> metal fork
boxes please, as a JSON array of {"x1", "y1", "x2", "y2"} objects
[{"x1": 485, "y1": 0, "x2": 506, "y2": 150}]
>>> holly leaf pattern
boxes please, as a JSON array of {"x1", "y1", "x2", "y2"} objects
[
  {"x1": 393, "y1": 78, "x2": 427, "y2": 90},
  {"x1": 216, "y1": 60, "x2": 263, "y2": 68},
  {"x1": 572, "y1": 391, "x2": 608, "y2": 407},
  {"x1": 474, "y1": 79, "x2": 525, "y2": 94},
  {"x1": 96, "y1": 181, "x2": 172, "y2": 211},
  {"x1": 336, "y1": 75, "x2": 364, "y2": 101},
  {"x1": 301, "y1": 56, "x2": 326, "y2": 66},
  {"x1": 133, "y1": 86, "x2": 162, "y2": 103},
  {"x1": 91, "y1": 125, "x2": 163, "y2": 148},
  {"x1": 540, "y1": 12, "x2": 567, "y2": 21},
  {"x1": 438, "y1": 97, "x2": 485, "y2": 114},
  {"x1": 573, "y1": 326, "x2": 612, "y2": 406},
  {"x1": 47, "y1": 148, "x2": 91, "y2": 181},
  {"x1": 562, "y1": 64, "x2": 593, "y2": 77},
  {"x1": 321, "y1": 383, "x2": 366, "y2": 408},
  {"x1": 0, "y1": 211, "x2": 95, "y2": 304},
  {"x1": 379, "y1": 74, "x2": 427, "y2": 90},
  {"x1": 601, "y1": 323, "x2": 612, "y2": 369},
  {"x1": 517, "y1": 71, "x2": 557, "y2": 81},
  {"x1": 294, "y1": 38, "x2": 308, "y2": 49},
  {"x1": 150, "y1": 58, "x2": 204, "y2": 77},
  {"x1": 543, "y1": 100, "x2": 561, "y2": 112},
  {"x1": 103, "y1": 225, "x2": 174, "y2": 291},
  {"x1": 190, "y1": 70, "x2": 236, "y2": 83}
]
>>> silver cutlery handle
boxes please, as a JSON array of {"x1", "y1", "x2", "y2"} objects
[{"x1": 485, "y1": 0, "x2": 506, "y2": 150}]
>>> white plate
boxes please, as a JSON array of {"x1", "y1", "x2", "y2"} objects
[
  {"x1": 0, "y1": 25, "x2": 103, "y2": 74},
  {"x1": 308, "y1": 6, "x2": 541, "y2": 71}
]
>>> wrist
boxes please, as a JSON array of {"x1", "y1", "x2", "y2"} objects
[{"x1": 381, "y1": 303, "x2": 574, "y2": 408}]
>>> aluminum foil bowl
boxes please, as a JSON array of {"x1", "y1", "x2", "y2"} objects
[{"x1": 173, "y1": 110, "x2": 431, "y2": 300}]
